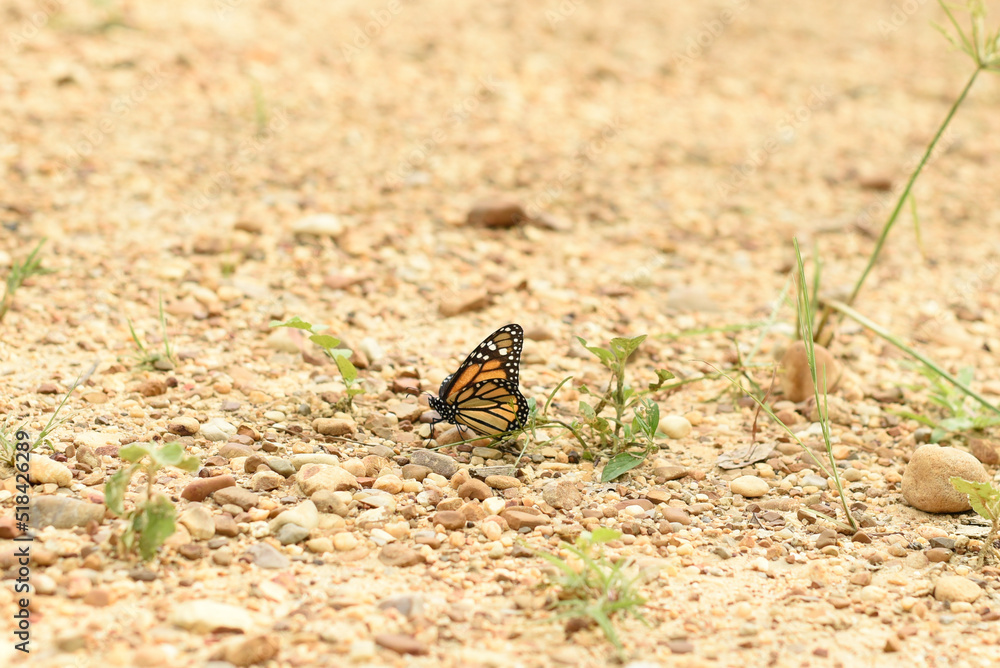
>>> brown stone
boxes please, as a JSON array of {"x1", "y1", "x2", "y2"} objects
[
  {"x1": 432, "y1": 510, "x2": 466, "y2": 531},
  {"x1": 375, "y1": 633, "x2": 429, "y2": 655},
  {"x1": 378, "y1": 544, "x2": 424, "y2": 568},
  {"x1": 457, "y1": 479, "x2": 491, "y2": 501},
  {"x1": 181, "y1": 475, "x2": 235, "y2": 502},
  {"x1": 501, "y1": 508, "x2": 550, "y2": 531},
  {"x1": 466, "y1": 199, "x2": 528, "y2": 228}
]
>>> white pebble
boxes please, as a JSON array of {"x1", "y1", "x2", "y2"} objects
[
  {"x1": 659, "y1": 415, "x2": 692, "y2": 439},
  {"x1": 730, "y1": 475, "x2": 769, "y2": 498}
]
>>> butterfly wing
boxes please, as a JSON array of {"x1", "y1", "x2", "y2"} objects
[
  {"x1": 451, "y1": 379, "x2": 528, "y2": 437},
  {"x1": 429, "y1": 324, "x2": 526, "y2": 436}
]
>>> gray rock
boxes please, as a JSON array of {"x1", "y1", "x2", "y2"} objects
[
  {"x1": 471, "y1": 446, "x2": 503, "y2": 460},
  {"x1": 378, "y1": 594, "x2": 425, "y2": 618},
  {"x1": 367, "y1": 444, "x2": 395, "y2": 458},
  {"x1": 275, "y1": 523, "x2": 310, "y2": 545},
  {"x1": 213, "y1": 487, "x2": 259, "y2": 510},
  {"x1": 30, "y1": 496, "x2": 105, "y2": 529},
  {"x1": 408, "y1": 449, "x2": 459, "y2": 478},
  {"x1": 201, "y1": 418, "x2": 237, "y2": 442},
  {"x1": 266, "y1": 458, "x2": 295, "y2": 478},
  {"x1": 243, "y1": 543, "x2": 289, "y2": 569}
]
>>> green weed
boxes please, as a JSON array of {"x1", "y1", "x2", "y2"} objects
[
  {"x1": 270, "y1": 316, "x2": 362, "y2": 410},
  {"x1": 105, "y1": 441, "x2": 200, "y2": 562},
  {"x1": 126, "y1": 296, "x2": 176, "y2": 370},
  {"x1": 1, "y1": 238, "x2": 53, "y2": 323},
  {"x1": 535, "y1": 527, "x2": 648, "y2": 658},
  {"x1": 950, "y1": 477, "x2": 1000, "y2": 567},
  {"x1": 894, "y1": 365, "x2": 1000, "y2": 442}
]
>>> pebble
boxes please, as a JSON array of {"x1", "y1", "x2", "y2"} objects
[
  {"x1": 660, "y1": 507, "x2": 692, "y2": 525},
  {"x1": 170, "y1": 600, "x2": 255, "y2": 633},
  {"x1": 378, "y1": 544, "x2": 424, "y2": 567},
  {"x1": 201, "y1": 418, "x2": 237, "y2": 442},
  {"x1": 934, "y1": 576, "x2": 982, "y2": 603},
  {"x1": 289, "y1": 453, "x2": 341, "y2": 469},
  {"x1": 800, "y1": 474, "x2": 828, "y2": 489},
  {"x1": 179, "y1": 543, "x2": 209, "y2": 560},
  {"x1": 484, "y1": 475, "x2": 521, "y2": 490},
  {"x1": 483, "y1": 497, "x2": 506, "y2": 515},
  {"x1": 214, "y1": 515, "x2": 240, "y2": 537},
  {"x1": 374, "y1": 633, "x2": 429, "y2": 655},
  {"x1": 482, "y1": 521, "x2": 503, "y2": 541},
  {"x1": 969, "y1": 438, "x2": 999, "y2": 465},
  {"x1": 457, "y1": 479, "x2": 491, "y2": 501},
  {"x1": 654, "y1": 466, "x2": 687, "y2": 481},
  {"x1": 243, "y1": 543, "x2": 289, "y2": 569},
  {"x1": 659, "y1": 415, "x2": 692, "y2": 439},
  {"x1": 312, "y1": 490, "x2": 350, "y2": 516},
  {"x1": 266, "y1": 458, "x2": 295, "y2": 478},
  {"x1": 901, "y1": 444, "x2": 989, "y2": 512},
  {"x1": 182, "y1": 475, "x2": 236, "y2": 501},
  {"x1": 542, "y1": 480, "x2": 583, "y2": 509},
  {"x1": 213, "y1": 487, "x2": 259, "y2": 510},
  {"x1": 433, "y1": 511, "x2": 466, "y2": 530},
  {"x1": 471, "y1": 446, "x2": 503, "y2": 460},
  {"x1": 292, "y1": 213, "x2": 344, "y2": 237},
  {"x1": 178, "y1": 504, "x2": 216, "y2": 540},
  {"x1": 501, "y1": 508, "x2": 550, "y2": 530},
  {"x1": 466, "y1": 198, "x2": 528, "y2": 228},
  {"x1": 297, "y1": 464, "x2": 359, "y2": 495},
  {"x1": 313, "y1": 417, "x2": 355, "y2": 436},
  {"x1": 780, "y1": 341, "x2": 842, "y2": 402},
  {"x1": 730, "y1": 475, "x2": 769, "y2": 498},
  {"x1": 29, "y1": 496, "x2": 105, "y2": 529},
  {"x1": 269, "y1": 500, "x2": 319, "y2": 532},
  {"x1": 408, "y1": 449, "x2": 459, "y2": 478},
  {"x1": 401, "y1": 464, "x2": 431, "y2": 481},
  {"x1": 333, "y1": 532, "x2": 359, "y2": 551},
  {"x1": 221, "y1": 636, "x2": 280, "y2": 667},
  {"x1": 28, "y1": 454, "x2": 72, "y2": 487},
  {"x1": 168, "y1": 417, "x2": 201, "y2": 436},
  {"x1": 374, "y1": 474, "x2": 404, "y2": 494},
  {"x1": 275, "y1": 523, "x2": 310, "y2": 545},
  {"x1": 306, "y1": 537, "x2": 333, "y2": 553},
  {"x1": 250, "y1": 470, "x2": 285, "y2": 492}
]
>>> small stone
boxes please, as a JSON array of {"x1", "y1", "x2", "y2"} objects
[
  {"x1": 313, "y1": 417, "x2": 355, "y2": 436},
  {"x1": 250, "y1": 470, "x2": 285, "y2": 492},
  {"x1": 653, "y1": 466, "x2": 687, "y2": 481},
  {"x1": 660, "y1": 507, "x2": 692, "y2": 525},
  {"x1": 902, "y1": 444, "x2": 989, "y2": 512},
  {"x1": 668, "y1": 639, "x2": 695, "y2": 654},
  {"x1": 466, "y1": 198, "x2": 528, "y2": 228},
  {"x1": 472, "y1": 446, "x2": 503, "y2": 460},
  {"x1": 200, "y1": 418, "x2": 236, "y2": 442},
  {"x1": 306, "y1": 537, "x2": 333, "y2": 553},
  {"x1": 934, "y1": 576, "x2": 982, "y2": 603},
  {"x1": 29, "y1": 496, "x2": 105, "y2": 529},
  {"x1": 266, "y1": 458, "x2": 295, "y2": 478},
  {"x1": 484, "y1": 475, "x2": 521, "y2": 490},
  {"x1": 432, "y1": 510, "x2": 466, "y2": 530},
  {"x1": 659, "y1": 415, "x2": 692, "y2": 439},
  {"x1": 0, "y1": 517, "x2": 21, "y2": 539},
  {"x1": 457, "y1": 479, "x2": 491, "y2": 501},
  {"x1": 28, "y1": 454, "x2": 72, "y2": 487},
  {"x1": 780, "y1": 341, "x2": 842, "y2": 402},
  {"x1": 401, "y1": 464, "x2": 431, "y2": 481},
  {"x1": 168, "y1": 417, "x2": 201, "y2": 436},
  {"x1": 178, "y1": 543, "x2": 208, "y2": 560},
  {"x1": 312, "y1": 489, "x2": 349, "y2": 516},
  {"x1": 275, "y1": 523, "x2": 310, "y2": 545},
  {"x1": 374, "y1": 633, "x2": 429, "y2": 655},
  {"x1": 333, "y1": 532, "x2": 359, "y2": 551},
  {"x1": 269, "y1": 500, "x2": 319, "y2": 532},
  {"x1": 213, "y1": 487, "x2": 259, "y2": 510},
  {"x1": 182, "y1": 475, "x2": 236, "y2": 501},
  {"x1": 408, "y1": 449, "x2": 459, "y2": 478},
  {"x1": 815, "y1": 529, "x2": 838, "y2": 549},
  {"x1": 378, "y1": 544, "x2": 424, "y2": 567},
  {"x1": 297, "y1": 464, "x2": 360, "y2": 495},
  {"x1": 542, "y1": 481, "x2": 583, "y2": 509},
  {"x1": 137, "y1": 378, "x2": 167, "y2": 397},
  {"x1": 214, "y1": 515, "x2": 240, "y2": 537},
  {"x1": 222, "y1": 636, "x2": 281, "y2": 667},
  {"x1": 219, "y1": 443, "x2": 253, "y2": 459},
  {"x1": 243, "y1": 543, "x2": 289, "y2": 569},
  {"x1": 374, "y1": 474, "x2": 404, "y2": 494},
  {"x1": 926, "y1": 548, "x2": 952, "y2": 563},
  {"x1": 170, "y1": 600, "x2": 255, "y2": 633},
  {"x1": 969, "y1": 438, "x2": 999, "y2": 465},
  {"x1": 289, "y1": 454, "x2": 342, "y2": 469},
  {"x1": 83, "y1": 588, "x2": 112, "y2": 607},
  {"x1": 501, "y1": 508, "x2": 550, "y2": 530},
  {"x1": 293, "y1": 213, "x2": 344, "y2": 237},
  {"x1": 483, "y1": 497, "x2": 506, "y2": 515},
  {"x1": 378, "y1": 594, "x2": 424, "y2": 618},
  {"x1": 178, "y1": 504, "x2": 216, "y2": 540},
  {"x1": 730, "y1": 475, "x2": 769, "y2": 498}
]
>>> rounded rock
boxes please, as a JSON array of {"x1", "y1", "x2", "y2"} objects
[
  {"x1": 934, "y1": 575, "x2": 982, "y2": 603},
  {"x1": 730, "y1": 475, "x2": 769, "y2": 498},
  {"x1": 902, "y1": 444, "x2": 989, "y2": 513},
  {"x1": 659, "y1": 415, "x2": 692, "y2": 439}
]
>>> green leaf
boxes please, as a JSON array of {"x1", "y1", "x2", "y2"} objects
[
  {"x1": 105, "y1": 464, "x2": 138, "y2": 516},
  {"x1": 610, "y1": 335, "x2": 646, "y2": 362},
  {"x1": 118, "y1": 443, "x2": 152, "y2": 463},
  {"x1": 589, "y1": 527, "x2": 622, "y2": 544},
  {"x1": 137, "y1": 495, "x2": 176, "y2": 561},
  {"x1": 153, "y1": 441, "x2": 186, "y2": 467},
  {"x1": 176, "y1": 454, "x2": 201, "y2": 472},
  {"x1": 270, "y1": 316, "x2": 315, "y2": 331},
  {"x1": 939, "y1": 417, "x2": 974, "y2": 432},
  {"x1": 576, "y1": 337, "x2": 615, "y2": 367},
  {"x1": 950, "y1": 477, "x2": 1000, "y2": 521},
  {"x1": 579, "y1": 401, "x2": 595, "y2": 419},
  {"x1": 334, "y1": 355, "x2": 358, "y2": 384},
  {"x1": 309, "y1": 333, "x2": 342, "y2": 350},
  {"x1": 648, "y1": 368, "x2": 675, "y2": 391},
  {"x1": 600, "y1": 451, "x2": 647, "y2": 482}
]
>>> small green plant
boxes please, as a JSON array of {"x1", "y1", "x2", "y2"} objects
[
  {"x1": 535, "y1": 527, "x2": 648, "y2": 658},
  {"x1": 105, "y1": 441, "x2": 199, "y2": 562},
  {"x1": 270, "y1": 316, "x2": 362, "y2": 409},
  {"x1": 950, "y1": 477, "x2": 1000, "y2": 567},
  {"x1": 894, "y1": 365, "x2": 1000, "y2": 442},
  {"x1": 127, "y1": 296, "x2": 176, "y2": 370},
  {"x1": 574, "y1": 335, "x2": 673, "y2": 481},
  {"x1": 1, "y1": 238, "x2": 53, "y2": 323}
]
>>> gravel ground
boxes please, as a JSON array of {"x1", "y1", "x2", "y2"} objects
[{"x1": 1, "y1": 1, "x2": 1000, "y2": 666}]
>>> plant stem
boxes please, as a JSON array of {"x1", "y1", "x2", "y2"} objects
[
  {"x1": 816, "y1": 67, "x2": 981, "y2": 342},
  {"x1": 827, "y1": 299, "x2": 1000, "y2": 417}
]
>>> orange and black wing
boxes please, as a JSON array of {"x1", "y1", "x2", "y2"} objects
[
  {"x1": 450, "y1": 379, "x2": 528, "y2": 437},
  {"x1": 437, "y1": 324, "x2": 522, "y2": 400}
]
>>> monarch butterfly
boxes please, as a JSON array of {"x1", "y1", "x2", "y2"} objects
[{"x1": 428, "y1": 324, "x2": 528, "y2": 438}]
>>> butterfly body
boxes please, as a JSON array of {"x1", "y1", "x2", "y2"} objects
[{"x1": 428, "y1": 324, "x2": 528, "y2": 438}]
